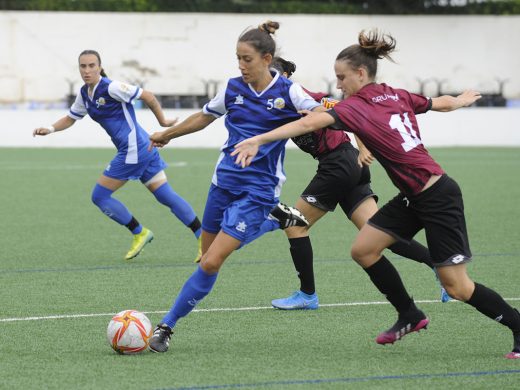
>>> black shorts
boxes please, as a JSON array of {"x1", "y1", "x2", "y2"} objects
[
  {"x1": 301, "y1": 143, "x2": 377, "y2": 218},
  {"x1": 368, "y1": 174, "x2": 472, "y2": 266}
]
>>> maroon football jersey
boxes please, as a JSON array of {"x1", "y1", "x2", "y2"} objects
[
  {"x1": 332, "y1": 83, "x2": 444, "y2": 195},
  {"x1": 291, "y1": 89, "x2": 350, "y2": 158}
]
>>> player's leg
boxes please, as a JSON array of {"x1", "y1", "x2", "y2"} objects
[
  {"x1": 344, "y1": 182, "x2": 450, "y2": 302},
  {"x1": 271, "y1": 198, "x2": 326, "y2": 310},
  {"x1": 351, "y1": 197, "x2": 429, "y2": 345},
  {"x1": 91, "y1": 175, "x2": 153, "y2": 260},
  {"x1": 150, "y1": 231, "x2": 240, "y2": 353},
  {"x1": 423, "y1": 175, "x2": 520, "y2": 358},
  {"x1": 143, "y1": 165, "x2": 202, "y2": 262}
]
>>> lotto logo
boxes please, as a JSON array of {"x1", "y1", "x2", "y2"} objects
[{"x1": 451, "y1": 255, "x2": 466, "y2": 264}]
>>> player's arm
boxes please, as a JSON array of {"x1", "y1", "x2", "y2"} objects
[
  {"x1": 431, "y1": 90, "x2": 481, "y2": 112},
  {"x1": 149, "y1": 111, "x2": 216, "y2": 149},
  {"x1": 33, "y1": 116, "x2": 76, "y2": 137},
  {"x1": 140, "y1": 90, "x2": 178, "y2": 127},
  {"x1": 354, "y1": 135, "x2": 374, "y2": 167},
  {"x1": 231, "y1": 111, "x2": 335, "y2": 167}
]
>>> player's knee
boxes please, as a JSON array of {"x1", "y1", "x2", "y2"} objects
[
  {"x1": 351, "y1": 242, "x2": 380, "y2": 265},
  {"x1": 443, "y1": 281, "x2": 473, "y2": 301},
  {"x1": 284, "y1": 225, "x2": 309, "y2": 238},
  {"x1": 91, "y1": 184, "x2": 112, "y2": 207},
  {"x1": 200, "y1": 256, "x2": 224, "y2": 274}
]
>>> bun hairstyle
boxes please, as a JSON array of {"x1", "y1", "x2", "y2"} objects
[
  {"x1": 272, "y1": 56, "x2": 296, "y2": 78},
  {"x1": 238, "y1": 20, "x2": 280, "y2": 57},
  {"x1": 336, "y1": 29, "x2": 396, "y2": 79},
  {"x1": 78, "y1": 49, "x2": 108, "y2": 77}
]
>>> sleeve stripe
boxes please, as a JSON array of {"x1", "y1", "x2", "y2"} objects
[
  {"x1": 68, "y1": 110, "x2": 85, "y2": 120},
  {"x1": 128, "y1": 87, "x2": 141, "y2": 103},
  {"x1": 203, "y1": 105, "x2": 224, "y2": 117}
]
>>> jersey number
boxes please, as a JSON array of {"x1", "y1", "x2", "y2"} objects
[{"x1": 389, "y1": 113, "x2": 422, "y2": 152}]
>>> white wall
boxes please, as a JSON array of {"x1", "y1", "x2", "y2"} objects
[
  {"x1": 1, "y1": 12, "x2": 519, "y2": 102},
  {"x1": 3, "y1": 108, "x2": 519, "y2": 148}
]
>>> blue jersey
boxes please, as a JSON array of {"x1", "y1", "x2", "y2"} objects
[
  {"x1": 68, "y1": 77, "x2": 150, "y2": 164},
  {"x1": 203, "y1": 72, "x2": 319, "y2": 199}
]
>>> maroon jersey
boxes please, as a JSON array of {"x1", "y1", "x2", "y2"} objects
[
  {"x1": 331, "y1": 83, "x2": 444, "y2": 195},
  {"x1": 291, "y1": 89, "x2": 350, "y2": 158}
]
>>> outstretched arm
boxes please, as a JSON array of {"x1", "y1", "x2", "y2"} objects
[
  {"x1": 140, "y1": 90, "x2": 178, "y2": 127},
  {"x1": 148, "y1": 111, "x2": 216, "y2": 149},
  {"x1": 33, "y1": 116, "x2": 76, "y2": 137},
  {"x1": 231, "y1": 110, "x2": 335, "y2": 168},
  {"x1": 431, "y1": 90, "x2": 481, "y2": 112}
]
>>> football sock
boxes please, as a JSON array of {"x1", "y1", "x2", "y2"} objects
[
  {"x1": 363, "y1": 255, "x2": 413, "y2": 313},
  {"x1": 288, "y1": 237, "x2": 315, "y2": 295},
  {"x1": 152, "y1": 183, "x2": 198, "y2": 231},
  {"x1": 188, "y1": 217, "x2": 202, "y2": 239},
  {"x1": 91, "y1": 184, "x2": 141, "y2": 233},
  {"x1": 161, "y1": 265, "x2": 218, "y2": 328},
  {"x1": 466, "y1": 283, "x2": 520, "y2": 332},
  {"x1": 389, "y1": 240, "x2": 434, "y2": 269}
]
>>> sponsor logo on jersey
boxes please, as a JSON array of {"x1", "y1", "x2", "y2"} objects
[
  {"x1": 236, "y1": 221, "x2": 247, "y2": 233},
  {"x1": 274, "y1": 97, "x2": 285, "y2": 109},
  {"x1": 372, "y1": 93, "x2": 399, "y2": 103},
  {"x1": 96, "y1": 97, "x2": 106, "y2": 108},
  {"x1": 234, "y1": 94, "x2": 244, "y2": 105}
]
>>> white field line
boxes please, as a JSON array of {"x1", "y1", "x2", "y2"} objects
[{"x1": 1, "y1": 298, "x2": 519, "y2": 323}]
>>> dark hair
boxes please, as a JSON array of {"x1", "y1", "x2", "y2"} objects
[
  {"x1": 272, "y1": 56, "x2": 296, "y2": 78},
  {"x1": 336, "y1": 29, "x2": 396, "y2": 79},
  {"x1": 78, "y1": 49, "x2": 108, "y2": 77},
  {"x1": 238, "y1": 20, "x2": 280, "y2": 57}
]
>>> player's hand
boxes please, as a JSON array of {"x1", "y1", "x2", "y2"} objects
[
  {"x1": 159, "y1": 118, "x2": 179, "y2": 127},
  {"x1": 33, "y1": 127, "x2": 53, "y2": 137},
  {"x1": 357, "y1": 148, "x2": 374, "y2": 167},
  {"x1": 457, "y1": 90, "x2": 482, "y2": 107},
  {"x1": 148, "y1": 131, "x2": 170, "y2": 151},
  {"x1": 231, "y1": 138, "x2": 260, "y2": 168}
]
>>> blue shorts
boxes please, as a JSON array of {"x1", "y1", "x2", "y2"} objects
[
  {"x1": 202, "y1": 184, "x2": 278, "y2": 246},
  {"x1": 103, "y1": 149, "x2": 167, "y2": 183}
]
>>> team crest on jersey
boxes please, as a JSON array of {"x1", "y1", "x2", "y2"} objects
[
  {"x1": 234, "y1": 94, "x2": 244, "y2": 105},
  {"x1": 273, "y1": 97, "x2": 285, "y2": 109},
  {"x1": 96, "y1": 97, "x2": 106, "y2": 108}
]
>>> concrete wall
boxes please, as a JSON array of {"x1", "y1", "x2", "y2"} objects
[
  {"x1": 1, "y1": 12, "x2": 519, "y2": 102},
  {"x1": 3, "y1": 108, "x2": 519, "y2": 148}
]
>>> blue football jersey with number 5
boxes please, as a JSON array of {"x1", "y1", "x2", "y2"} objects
[{"x1": 203, "y1": 71, "x2": 319, "y2": 199}]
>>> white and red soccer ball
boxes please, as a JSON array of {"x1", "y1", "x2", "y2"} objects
[{"x1": 107, "y1": 310, "x2": 152, "y2": 354}]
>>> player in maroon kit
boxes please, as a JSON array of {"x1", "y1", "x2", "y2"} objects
[
  {"x1": 232, "y1": 30, "x2": 520, "y2": 359},
  {"x1": 269, "y1": 57, "x2": 450, "y2": 310}
]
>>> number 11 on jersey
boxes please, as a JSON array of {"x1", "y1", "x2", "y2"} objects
[{"x1": 389, "y1": 112, "x2": 423, "y2": 152}]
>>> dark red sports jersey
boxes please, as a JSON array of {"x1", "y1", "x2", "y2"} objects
[
  {"x1": 291, "y1": 88, "x2": 350, "y2": 158},
  {"x1": 331, "y1": 83, "x2": 444, "y2": 195}
]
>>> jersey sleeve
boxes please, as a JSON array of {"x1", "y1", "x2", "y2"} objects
[
  {"x1": 289, "y1": 83, "x2": 321, "y2": 111},
  {"x1": 68, "y1": 92, "x2": 87, "y2": 120},
  {"x1": 108, "y1": 80, "x2": 143, "y2": 103},
  {"x1": 203, "y1": 87, "x2": 227, "y2": 118},
  {"x1": 407, "y1": 91, "x2": 432, "y2": 114}
]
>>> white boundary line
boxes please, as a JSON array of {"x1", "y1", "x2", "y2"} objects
[{"x1": 1, "y1": 298, "x2": 519, "y2": 323}]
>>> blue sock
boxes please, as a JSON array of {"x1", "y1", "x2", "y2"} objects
[
  {"x1": 161, "y1": 266, "x2": 218, "y2": 328},
  {"x1": 153, "y1": 183, "x2": 198, "y2": 231},
  {"x1": 91, "y1": 184, "x2": 140, "y2": 232}
]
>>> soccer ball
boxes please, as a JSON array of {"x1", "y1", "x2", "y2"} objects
[{"x1": 106, "y1": 310, "x2": 152, "y2": 354}]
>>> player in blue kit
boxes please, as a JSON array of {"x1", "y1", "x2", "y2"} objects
[
  {"x1": 33, "y1": 50, "x2": 202, "y2": 261},
  {"x1": 146, "y1": 21, "x2": 319, "y2": 353}
]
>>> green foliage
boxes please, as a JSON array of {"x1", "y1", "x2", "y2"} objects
[{"x1": 1, "y1": 0, "x2": 520, "y2": 14}]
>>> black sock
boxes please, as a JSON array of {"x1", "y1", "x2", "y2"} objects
[
  {"x1": 288, "y1": 237, "x2": 315, "y2": 295},
  {"x1": 389, "y1": 240, "x2": 434, "y2": 269},
  {"x1": 188, "y1": 217, "x2": 202, "y2": 234},
  {"x1": 364, "y1": 256, "x2": 413, "y2": 313},
  {"x1": 125, "y1": 216, "x2": 140, "y2": 233},
  {"x1": 466, "y1": 283, "x2": 520, "y2": 332}
]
